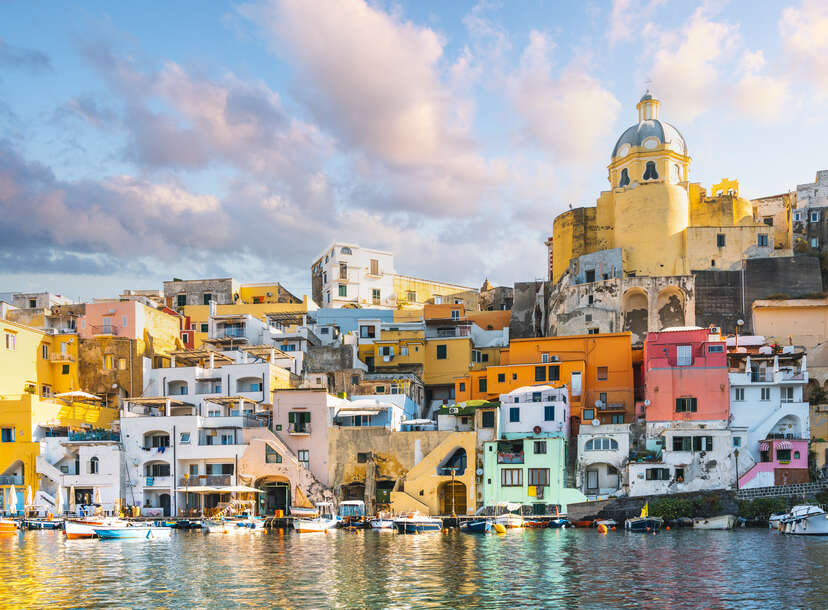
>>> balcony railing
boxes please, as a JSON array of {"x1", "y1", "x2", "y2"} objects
[
  {"x1": 180, "y1": 475, "x2": 232, "y2": 487},
  {"x1": 597, "y1": 402, "x2": 625, "y2": 412},
  {"x1": 49, "y1": 352, "x2": 75, "y2": 363},
  {"x1": 217, "y1": 327, "x2": 245, "y2": 338},
  {"x1": 425, "y1": 326, "x2": 471, "y2": 339},
  {"x1": 288, "y1": 423, "x2": 311, "y2": 435},
  {"x1": 68, "y1": 430, "x2": 120, "y2": 442},
  {"x1": 497, "y1": 452, "x2": 524, "y2": 464},
  {"x1": 91, "y1": 325, "x2": 119, "y2": 336},
  {"x1": 0, "y1": 475, "x2": 24, "y2": 485}
]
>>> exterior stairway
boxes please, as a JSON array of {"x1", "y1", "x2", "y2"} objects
[{"x1": 36, "y1": 455, "x2": 64, "y2": 485}]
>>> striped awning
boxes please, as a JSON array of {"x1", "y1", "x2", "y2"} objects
[
  {"x1": 776, "y1": 441, "x2": 792, "y2": 450},
  {"x1": 759, "y1": 442, "x2": 770, "y2": 451}
]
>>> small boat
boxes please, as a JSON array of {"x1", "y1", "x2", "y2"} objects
[
  {"x1": 202, "y1": 519, "x2": 244, "y2": 534},
  {"x1": 393, "y1": 512, "x2": 443, "y2": 534},
  {"x1": 369, "y1": 512, "x2": 395, "y2": 530},
  {"x1": 459, "y1": 519, "x2": 492, "y2": 533},
  {"x1": 625, "y1": 502, "x2": 663, "y2": 532},
  {"x1": 170, "y1": 519, "x2": 203, "y2": 530},
  {"x1": 692, "y1": 514, "x2": 736, "y2": 530},
  {"x1": 234, "y1": 517, "x2": 266, "y2": 531},
  {"x1": 570, "y1": 520, "x2": 594, "y2": 528},
  {"x1": 294, "y1": 502, "x2": 338, "y2": 533},
  {"x1": 0, "y1": 519, "x2": 17, "y2": 535},
  {"x1": 524, "y1": 520, "x2": 546, "y2": 528},
  {"x1": 93, "y1": 525, "x2": 172, "y2": 539},
  {"x1": 547, "y1": 518, "x2": 570, "y2": 529},
  {"x1": 781, "y1": 505, "x2": 828, "y2": 535},
  {"x1": 337, "y1": 500, "x2": 367, "y2": 528},
  {"x1": 23, "y1": 519, "x2": 63, "y2": 530},
  {"x1": 768, "y1": 513, "x2": 786, "y2": 529},
  {"x1": 495, "y1": 513, "x2": 524, "y2": 529},
  {"x1": 66, "y1": 518, "x2": 125, "y2": 539}
]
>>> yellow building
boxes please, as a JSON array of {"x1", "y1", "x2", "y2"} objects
[
  {"x1": 392, "y1": 275, "x2": 477, "y2": 309},
  {"x1": 549, "y1": 92, "x2": 789, "y2": 283},
  {"x1": 182, "y1": 297, "x2": 312, "y2": 348},
  {"x1": 369, "y1": 325, "x2": 426, "y2": 372},
  {"x1": 237, "y1": 282, "x2": 302, "y2": 305},
  {"x1": 1, "y1": 318, "x2": 117, "y2": 504}
]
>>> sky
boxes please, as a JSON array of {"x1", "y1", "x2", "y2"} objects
[{"x1": 1, "y1": 0, "x2": 827, "y2": 301}]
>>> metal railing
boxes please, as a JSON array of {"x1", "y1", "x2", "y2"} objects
[
  {"x1": 91, "y1": 325, "x2": 119, "y2": 336},
  {"x1": 181, "y1": 475, "x2": 232, "y2": 487},
  {"x1": 597, "y1": 402, "x2": 625, "y2": 412},
  {"x1": 0, "y1": 475, "x2": 23, "y2": 485},
  {"x1": 425, "y1": 326, "x2": 471, "y2": 339},
  {"x1": 288, "y1": 423, "x2": 311, "y2": 435},
  {"x1": 68, "y1": 430, "x2": 120, "y2": 442},
  {"x1": 49, "y1": 352, "x2": 75, "y2": 362}
]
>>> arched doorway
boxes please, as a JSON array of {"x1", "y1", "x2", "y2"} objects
[
  {"x1": 255, "y1": 476, "x2": 290, "y2": 516},
  {"x1": 656, "y1": 286, "x2": 685, "y2": 329},
  {"x1": 159, "y1": 493, "x2": 171, "y2": 517},
  {"x1": 440, "y1": 481, "x2": 467, "y2": 515},
  {"x1": 622, "y1": 288, "x2": 649, "y2": 342},
  {"x1": 437, "y1": 448, "x2": 467, "y2": 476}
]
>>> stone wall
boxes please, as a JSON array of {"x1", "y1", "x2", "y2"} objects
[
  {"x1": 510, "y1": 281, "x2": 549, "y2": 339},
  {"x1": 736, "y1": 480, "x2": 828, "y2": 500}
]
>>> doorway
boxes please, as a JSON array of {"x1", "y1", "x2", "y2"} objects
[
  {"x1": 159, "y1": 493, "x2": 171, "y2": 517},
  {"x1": 586, "y1": 470, "x2": 599, "y2": 493},
  {"x1": 440, "y1": 481, "x2": 467, "y2": 515},
  {"x1": 257, "y1": 480, "x2": 290, "y2": 516}
]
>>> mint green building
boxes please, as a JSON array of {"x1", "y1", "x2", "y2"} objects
[{"x1": 482, "y1": 437, "x2": 586, "y2": 513}]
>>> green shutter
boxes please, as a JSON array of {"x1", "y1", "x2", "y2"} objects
[
  {"x1": 288, "y1": 412, "x2": 295, "y2": 423},
  {"x1": 304, "y1": 412, "x2": 311, "y2": 423}
]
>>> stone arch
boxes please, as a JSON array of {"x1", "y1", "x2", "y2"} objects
[
  {"x1": 769, "y1": 414, "x2": 803, "y2": 439},
  {"x1": 622, "y1": 288, "x2": 649, "y2": 341},
  {"x1": 656, "y1": 286, "x2": 686, "y2": 329},
  {"x1": 436, "y1": 447, "x2": 467, "y2": 476}
]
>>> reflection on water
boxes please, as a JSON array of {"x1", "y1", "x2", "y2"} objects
[{"x1": 0, "y1": 528, "x2": 826, "y2": 608}]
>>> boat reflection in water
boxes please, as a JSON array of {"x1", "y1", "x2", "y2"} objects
[{"x1": 393, "y1": 512, "x2": 443, "y2": 533}]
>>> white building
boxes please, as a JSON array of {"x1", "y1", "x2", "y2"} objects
[
  {"x1": 576, "y1": 423, "x2": 630, "y2": 498},
  {"x1": 312, "y1": 242, "x2": 396, "y2": 309},
  {"x1": 498, "y1": 385, "x2": 569, "y2": 439}
]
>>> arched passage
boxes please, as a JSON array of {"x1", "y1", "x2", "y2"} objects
[
  {"x1": 255, "y1": 475, "x2": 290, "y2": 516},
  {"x1": 436, "y1": 447, "x2": 467, "y2": 476},
  {"x1": 622, "y1": 288, "x2": 649, "y2": 341},
  {"x1": 439, "y1": 481, "x2": 467, "y2": 515},
  {"x1": 582, "y1": 462, "x2": 621, "y2": 495},
  {"x1": 656, "y1": 286, "x2": 686, "y2": 329},
  {"x1": 769, "y1": 414, "x2": 803, "y2": 439}
]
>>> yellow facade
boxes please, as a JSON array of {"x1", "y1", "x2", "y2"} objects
[
  {"x1": 370, "y1": 327, "x2": 426, "y2": 371},
  {"x1": 393, "y1": 275, "x2": 475, "y2": 308},
  {"x1": 237, "y1": 283, "x2": 299, "y2": 305},
  {"x1": 423, "y1": 338, "x2": 472, "y2": 386},
  {"x1": 1, "y1": 318, "x2": 80, "y2": 397},
  {"x1": 182, "y1": 298, "x2": 311, "y2": 348},
  {"x1": 549, "y1": 93, "x2": 791, "y2": 283},
  {"x1": 752, "y1": 299, "x2": 828, "y2": 350}
]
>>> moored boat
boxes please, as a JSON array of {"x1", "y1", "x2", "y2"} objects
[
  {"x1": 393, "y1": 512, "x2": 443, "y2": 534},
  {"x1": 338, "y1": 500, "x2": 367, "y2": 528},
  {"x1": 65, "y1": 518, "x2": 125, "y2": 539},
  {"x1": 625, "y1": 502, "x2": 662, "y2": 532},
  {"x1": 294, "y1": 502, "x2": 338, "y2": 533},
  {"x1": 202, "y1": 519, "x2": 245, "y2": 534},
  {"x1": 459, "y1": 519, "x2": 492, "y2": 533},
  {"x1": 495, "y1": 513, "x2": 524, "y2": 529},
  {"x1": 93, "y1": 525, "x2": 172, "y2": 539},
  {"x1": 547, "y1": 518, "x2": 570, "y2": 529},
  {"x1": 781, "y1": 505, "x2": 828, "y2": 535},
  {"x1": 0, "y1": 519, "x2": 18, "y2": 535},
  {"x1": 369, "y1": 512, "x2": 395, "y2": 530},
  {"x1": 692, "y1": 514, "x2": 736, "y2": 530}
]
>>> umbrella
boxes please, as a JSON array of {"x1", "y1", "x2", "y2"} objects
[
  {"x1": 56, "y1": 485, "x2": 64, "y2": 515},
  {"x1": 7, "y1": 486, "x2": 18, "y2": 515},
  {"x1": 94, "y1": 487, "x2": 102, "y2": 505},
  {"x1": 68, "y1": 486, "x2": 75, "y2": 513},
  {"x1": 55, "y1": 391, "x2": 101, "y2": 401},
  {"x1": 26, "y1": 486, "x2": 32, "y2": 507}
]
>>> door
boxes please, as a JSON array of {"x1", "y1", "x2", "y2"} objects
[
  {"x1": 159, "y1": 493, "x2": 171, "y2": 517},
  {"x1": 570, "y1": 372, "x2": 582, "y2": 397},
  {"x1": 586, "y1": 470, "x2": 599, "y2": 492}
]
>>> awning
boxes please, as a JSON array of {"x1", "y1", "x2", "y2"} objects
[
  {"x1": 401, "y1": 419, "x2": 435, "y2": 425},
  {"x1": 759, "y1": 442, "x2": 770, "y2": 451},
  {"x1": 176, "y1": 485, "x2": 263, "y2": 494},
  {"x1": 55, "y1": 391, "x2": 102, "y2": 400},
  {"x1": 336, "y1": 410, "x2": 380, "y2": 417},
  {"x1": 776, "y1": 441, "x2": 792, "y2": 450}
]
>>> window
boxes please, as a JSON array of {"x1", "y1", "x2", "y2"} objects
[
  {"x1": 793, "y1": 211, "x2": 801, "y2": 221},
  {"x1": 674, "y1": 468, "x2": 684, "y2": 482},
  {"x1": 794, "y1": 451, "x2": 800, "y2": 460},
  {"x1": 509, "y1": 407, "x2": 520, "y2": 422},
  {"x1": 372, "y1": 288, "x2": 381, "y2": 303},
  {"x1": 542, "y1": 353, "x2": 549, "y2": 363},
  {"x1": 203, "y1": 293, "x2": 212, "y2": 305},
  {"x1": 177, "y1": 294, "x2": 186, "y2": 307},
  {"x1": 340, "y1": 246, "x2": 352, "y2": 255},
  {"x1": 41, "y1": 344, "x2": 49, "y2": 359},
  {"x1": 611, "y1": 414, "x2": 624, "y2": 424},
  {"x1": 181, "y1": 333, "x2": 188, "y2": 343},
  {"x1": 451, "y1": 309, "x2": 460, "y2": 321},
  {"x1": 534, "y1": 366, "x2": 546, "y2": 382},
  {"x1": 459, "y1": 382, "x2": 466, "y2": 392},
  {"x1": 360, "y1": 326, "x2": 376, "y2": 339},
  {"x1": 104, "y1": 354, "x2": 115, "y2": 370},
  {"x1": 588, "y1": 295, "x2": 594, "y2": 305},
  {"x1": 370, "y1": 259, "x2": 379, "y2": 275},
  {"x1": 811, "y1": 211, "x2": 820, "y2": 223},
  {"x1": 298, "y1": 450, "x2": 309, "y2": 465},
  {"x1": 5, "y1": 333, "x2": 15, "y2": 350},
  {"x1": 544, "y1": 405, "x2": 555, "y2": 421},
  {"x1": 400, "y1": 345, "x2": 409, "y2": 356},
  {"x1": 89, "y1": 457, "x2": 99, "y2": 474},
  {"x1": 618, "y1": 168, "x2": 630, "y2": 187},
  {"x1": 179, "y1": 432, "x2": 190, "y2": 444},
  {"x1": 732, "y1": 436, "x2": 741, "y2": 447},
  {"x1": 646, "y1": 468, "x2": 671, "y2": 481},
  {"x1": 583, "y1": 408, "x2": 595, "y2": 421},
  {"x1": 588, "y1": 328, "x2": 599, "y2": 335},
  {"x1": 339, "y1": 262, "x2": 348, "y2": 280},
  {"x1": 325, "y1": 291, "x2": 330, "y2": 304},
  {"x1": 708, "y1": 345, "x2": 724, "y2": 353},
  {"x1": 479, "y1": 378, "x2": 487, "y2": 393},
  {"x1": 266, "y1": 445, "x2": 282, "y2": 463},
  {"x1": 351, "y1": 375, "x2": 360, "y2": 386},
  {"x1": 675, "y1": 397, "x2": 697, "y2": 413},
  {"x1": 532, "y1": 392, "x2": 542, "y2": 403},
  {"x1": 643, "y1": 161, "x2": 658, "y2": 180},
  {"x1": 481, "y1": 411, "x2": 495, "y2": 428},
  {"x1": 338, "y1": 284, "x2": 347, "y2": 297},
  {"x1": 777, "y1": 448, "x2": 791, "y2": 462},
  {"x1": 1, "y1": 428, "x2": 14, "y2": 442},
  {"x1": 534, "y1": 441, "x2": 547, "y2": 454},
  {"x1": 781, "y1": 387, "x2": 794, "y2": 403},
  {"x1": 585, "y1": 314, "x2": 592, "y2": 322},
  {"x1": 761, "y1": 387, "x2": 771, "y2": 401},
  {"x1": 671, "y1": 436, "x2": 713, "y2": 452},
  {"x1": 548, "y1": 365, "x2": 560, "y2": 381},
  {"x1": 501, "y1": 468, "x2": 522, "y2": 487},
  {"x1": 436, "y1": 345, "x2": 447, "y2": 359},
  {"x1": 528, "y1": 468, "x2": 550, "y2": 486},
  {"x1": 497, "y1": 373, "x2": 505, "y2": 383},
  {"x1": 61, "y1": 364, "x2": 70, "y2": 375},
  {"x1": 716, "y1": 234, "x2": 726, "y2": 248},
  {"x1": 585, "y1": 437, "x2": 618, "y2": 451},
  {"x1": 28, "y1": 298, "x2": 37, "y2": 308},
  {"x1": 513, "y1": 373, "x2": 517, "y2": 380},
  {"x1": 760, "y1": 449, "x2": 771, "y2": 462},
  {"x1": 677, "y1": 345, "x2": 692, "y2": 366},
  {"x1": 198, "y1": 323, "x2": 207, "y2": 333},
  {"x1": 734, "y1": 388, "x2": 744, "y2": 401},
  {"x1": 597, "y1": 366, "x2": 608, "y2": 381},
  {"x1": 406, "y1": 291, "x2": 416, "y2": 302},
  {"x1": 146, "y1": 463, "x2": 170, "y2": 477},
  {"x1": 585, "y1": 270, "x2": 596, "y2": 283},
  {"x1": 758, "y1": 234, "x2": 769, "y2": 247}
]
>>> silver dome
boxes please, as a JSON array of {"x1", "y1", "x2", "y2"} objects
[{"x1": 611, "y1": 119, "x2": 687, "y2": 158}]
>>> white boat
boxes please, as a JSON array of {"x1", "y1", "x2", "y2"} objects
[
  {"x1": 781, "y1": 505, "x2": 828, "y2": 535},
  {"x1": 369, "y1": 514, "x2": 395, "y2": 530},
  {"x1": 234, "y1": 517, "x2": 266, "y2": 531},
  {"x1": 202, "y1": 519, "x2": 245, "y2": 534},
  {"x1": 692, "y1": 514, "x2": 737, "y2": 530},
  {"x1": 393, "y1": 512, "x2": 443, "y2": 533},
  {"x1": 65, "y1": 518, "x2": 124, "y2": 539},
  {"x1": 768, "y1": 513, "x2": 786, "y2": 529},
  {"x1": 495, "y1": 513, "x2": 524, "y2": 529},
  {"x1": 93, "y1": 525, "x2": 172, "y2": 539},
  {"x1": 294, "y1": 502, "x2": 338, "y2": 533}
]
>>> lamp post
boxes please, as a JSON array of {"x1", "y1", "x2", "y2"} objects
[
  {"x1": 736, "y1": 319, "x2": 744, "y2": 349},
  {"x1": 451, "y1": 467, "x2": 457, "y2": 518},
  {"x1": 734, "y1": 448, "x2": 740, "y2": 490}
]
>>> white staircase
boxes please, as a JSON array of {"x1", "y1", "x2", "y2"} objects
[{"x1": 36, "y1": 456, "x2": 64, "y2": 485}]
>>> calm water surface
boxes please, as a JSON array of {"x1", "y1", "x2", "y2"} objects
[{"x1": 1, "y1": 528, "x2": 826, "y2": 608}]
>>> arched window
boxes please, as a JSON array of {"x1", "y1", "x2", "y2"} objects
[
  {"x1": 643, "y1": 161, "x2": 658, "y2": 180},
  {"x1": 618, "y1": 168, "x2": 630, "y2": 187},
  {"x1": 340, "y1": 247, "x2": 352, "y2": 255},
  {"x1": 585, "y1": 437, "x2": 618, "y2": 451},
  {"x1": 89, "y1": 456, "x2": 99, "y2": 474},
  {"x1": 265, "y1": 445, "x2": 282, "y2": 464}
]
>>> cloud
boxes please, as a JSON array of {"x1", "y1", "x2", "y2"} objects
[
  {"x1": 732, "y1": 50, "x2": 789, "y2": 122},
  {"x1": 608, "y1": 0, "x2": 665, "y2": 46},
  {"x1": 0, "y1": 38, "x2": 51, "y2": 72},
  {"x1": 55, "y1": 96, "x2": 117, "y2": 127},
  {"x1": 779, "y1": 0, "x2": 828, "y2": 98},
  {"x1": 508, "y1": 31, "x2": 621, "y2": 164}
]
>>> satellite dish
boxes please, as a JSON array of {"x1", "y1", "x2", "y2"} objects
[
  {"x1": 644, "y1": 399, "x2": 651, "y2": 407},
  {"x1": 594, "y1": 400, "x2": 603, "y2": 408},
  {"x1": 533, "y1": 425, "x2": 542, "y2": 434},
  {"x1": 592, "y1": 419, "x2": 600, "y2": 426},
  {"x1": 476, "y1": 468, "x2": 483, "y2": 476}
]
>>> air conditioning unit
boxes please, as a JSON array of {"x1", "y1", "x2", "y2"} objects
[
  {"x1": 550, "y1": 355, "x2": 559, "y2": 362},
  {"x1": 449, "y1": 407, "x2": 459, "y2": 415},
  {"x1": 383, "y1": 355, "x2": 392, "y2": 362}
]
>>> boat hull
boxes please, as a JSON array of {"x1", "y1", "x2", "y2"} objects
[
  {"x1": 0, "y1": 520, "x2": 17, "y2": 534},
  {"x1": 495, "y1": 515, "x2": 524, "y2": 529},
  {"x1": 394, "y1": 520, "x2": 443, "y2": 534},
  {"x1": 293, "y1": 517, "x2": 338, "y2": 533},
  {"x1": 369, "y1": 518, "x2": 395, "y2": 530},
  {"x1": 547, "y1": 518, "x2": 570, "y2": 529},
  {"x1": 624, "y1": 517, "x2": 663, "y2": 532},
  {"x1": 94, "y1": 527, "x2": 171, "y2": 539},
  {"x1": 786, "y1": 514, "x2": 828, "y2": 535},
  {"x1": 460, "y1": 520, "x2": 492, "y2": 533},
  {"x1": 693, "y1": 515, "x2": 736, "y2": 530}
]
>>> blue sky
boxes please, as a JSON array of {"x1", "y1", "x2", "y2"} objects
[{"x1": 1, "y1": 0, "x2": 827, "y2": 301}]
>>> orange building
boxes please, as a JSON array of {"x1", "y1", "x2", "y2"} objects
[{"x1": 454, "y1": 333, "x2": 636, "y2": 427}]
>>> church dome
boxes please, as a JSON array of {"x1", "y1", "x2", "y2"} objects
[{"x1": 611, "y1": 92, "x2": 687, "y2": 159}]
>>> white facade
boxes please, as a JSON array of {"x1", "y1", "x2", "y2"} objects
[
  {"x1": 207, "y1": 313, "x2": 303, "y2": 374},
  {"x1": 316, "y1": 242, "x2": 396, "y2": 309},
  {"x1": 576, "y1": 423, "x2": 630, "y2": 498},
  {"x1": 796, "y1": 170, "x2": 828, "y2": 210},
  {"x1": 729, "y1": 354, "x2": 810, "y2": 463},
  {"x1": 498, "y1": 385, "x2": 569, "y2": 439}
]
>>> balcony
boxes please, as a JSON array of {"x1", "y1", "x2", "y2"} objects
[
  {"x1": 67, "y1": 430, "x2": 120, "y2": 442},
  {"x1": 180, "y1": 475, "x2": 232, "y2": 487},
  {"x1": 288, "y1": 423, "x2": 311, "y2": 435},
  {"x1": 425, "y1": 325, "x2": 471, "y2": 339},
  {"x1": 597, "y1": 402, "x2": 625, "y2": 412},
  {"x1": 217, "y1": 327, "x2": 245, "y2": 338},
  {"x1": 0, "y1": 475, "x2": 23, "y2": 485},
  {"x1": 143, "y1": 476, "x2": 172, "y2": 488},
  {"x1": 91, "y1": 325, "x2": 119, "y2": 336},
  {"x1": 49, "y1": 352, "x2": 75, "y2": 363}
]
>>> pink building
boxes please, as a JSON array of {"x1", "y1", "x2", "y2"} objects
[
  {"x1": 271, "y1": 389, "x2": 331, "y2": 487},
  {"x1": 644, "y1": 327, "x2": 729, "y2": 422},
  {"x1": 738, "y1": 438, "x2": 809, "y2": 488},
  {"x1": 79, "y1": 301, "x2": 141, "y2": 339}
]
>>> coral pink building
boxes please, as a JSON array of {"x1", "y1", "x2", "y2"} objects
[{"x1": 644, "y1": 327, "x2": 729, "y2": 422}]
